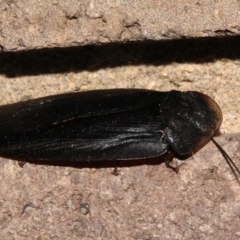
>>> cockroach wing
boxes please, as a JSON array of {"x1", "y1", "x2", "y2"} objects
[
  {"x1": 0, "y1": 104, "x2": 169, "y2": 162},
  {"x1": 160, "y1": 91, "x2": 222, "y2": 155},
  {"x1": 0, "y1": 89, "x2": 168, "y2": 135}
]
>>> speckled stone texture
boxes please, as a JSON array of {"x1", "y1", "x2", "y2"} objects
[
  {"x1": 1, "y1": 0, "x2": 240, "y2": 51},
  {"x1": 0, "y1": 2, "x2": 240, "y2": 240}
]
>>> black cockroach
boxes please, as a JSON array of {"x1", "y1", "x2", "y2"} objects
[{"x1": 0, "y1": 89, "x2": 239, "y2": 179}]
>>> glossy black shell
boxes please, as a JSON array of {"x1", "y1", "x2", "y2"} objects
[{"x1": 0, "y1": 89, "x2": 222, "y2": 162}]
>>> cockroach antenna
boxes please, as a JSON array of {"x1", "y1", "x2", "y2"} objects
[{"x1": 211, "y1": 138, "x2": 240, "y2": 184}]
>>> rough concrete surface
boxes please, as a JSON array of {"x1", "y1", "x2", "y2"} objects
[
  {"x1": 0, "y1": 1, "x2": 240, "y2": 239},
  {"x1": 0, "y1": 37, "x2": 240, "y2": 239},
  {"x1": 1, "y1": 0, "x2": 240, "y2": 51}
]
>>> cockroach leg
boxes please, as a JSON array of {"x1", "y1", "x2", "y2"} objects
[
  {"x1": 18, "y1": 161, "x2": 26, "y2": 168},
  {"x1": 166, "y1": 158, "x2": 185, "y2": 173},
  {"x1": 111, "y1": 161, "x2": 120, "y2": 176}
]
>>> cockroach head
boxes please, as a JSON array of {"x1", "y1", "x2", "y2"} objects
[{"x1": 161, "y1": 91, "x2": 222, "y2": 156}]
